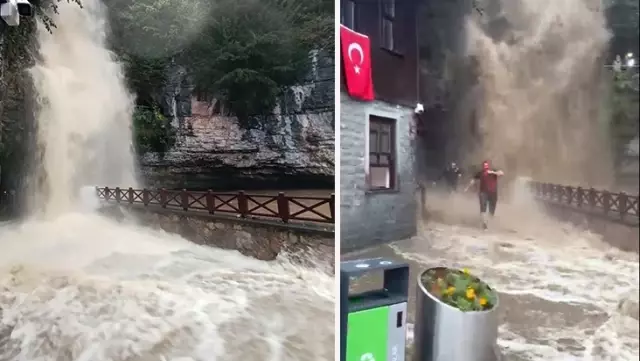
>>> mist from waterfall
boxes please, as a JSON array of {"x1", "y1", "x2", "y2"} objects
[
  {"x1": 451, "y1": 0, "x2": 613, "y2": 186},
  {"x1": 28, "y1": 0, "x2": 138, "y2": 216}
]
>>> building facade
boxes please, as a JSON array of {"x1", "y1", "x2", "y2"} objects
[{"x1": 340, "y1": 0, "x2": 421, "y2": 251}]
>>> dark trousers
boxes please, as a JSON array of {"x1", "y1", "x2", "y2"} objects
[
  {"x1": 445, "y1": 179, "x2": 458, "y2": 192},
  {"x1": 479, "y1": 191, "x2": 498, "y2": 216}
]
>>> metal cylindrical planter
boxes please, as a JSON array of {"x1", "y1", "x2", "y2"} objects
[{"x1": 413, "y1": 268, "x2": 499, "y2": 361}]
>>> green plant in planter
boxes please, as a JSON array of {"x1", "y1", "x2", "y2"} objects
[{"x1": 421, "y1": 267, "x2": 498, "y2": 312}]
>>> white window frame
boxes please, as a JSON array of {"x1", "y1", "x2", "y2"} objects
[{"x1": 364, "y1": 108, "x2": 399, "y2": 190}]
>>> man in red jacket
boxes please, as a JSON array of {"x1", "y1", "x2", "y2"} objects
[{"x1": 464, "y1": 160, "x2": 504, "y2": 229}]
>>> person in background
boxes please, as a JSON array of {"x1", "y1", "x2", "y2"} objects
[
  {"x1": 439, "y1": 161, "x2": 463, "y2": 193},
  {"x1": 464, "y1": 160, "x2": 504, "y2": 229}
]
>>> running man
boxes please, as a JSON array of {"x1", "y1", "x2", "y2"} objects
[{"x1": 464, "y1": 160, "x2": 504, "y2": 229}]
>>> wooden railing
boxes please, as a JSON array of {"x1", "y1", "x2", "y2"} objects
[
  {"x1": 96, "y1": 187, "x2": 335, "y2": 224},
  {"x1": 528, "y1": 181, "x2": 639, "y2": 223}
]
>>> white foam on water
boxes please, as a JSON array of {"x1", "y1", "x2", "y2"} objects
[
  {"x1": 391, "y1": 222, "x2": 639, "y2": 361},
  {"x1": 0, "y1": 214, "x2": 334, "y2": 361}
]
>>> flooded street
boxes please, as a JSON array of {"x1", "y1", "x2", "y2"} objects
[
  {"x1": 0, "y1": 212, "x2": 334, "y2": 361},
  {"x1": 344, "y1": 192, "x2": 639, "y2": 361}
]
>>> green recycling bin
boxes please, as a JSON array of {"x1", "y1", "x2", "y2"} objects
[{"x1": 340, "y1": 258, "x2": 410, "y2": 361}]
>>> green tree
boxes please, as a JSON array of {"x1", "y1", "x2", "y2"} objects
[
  {"x1": 608, "y1": 57, "x2": 639, "y2": 172},
  {"x1": 132, "y1": 106, "x2": 176, "y2": 154},
  {"x1": 108, "y1": 0, "x2": 332, "y2": 126},
  {"x1": 185, "y1": 0, "x2": 312, "y2": 121}
]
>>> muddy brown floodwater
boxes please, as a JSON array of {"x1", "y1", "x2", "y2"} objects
[{"x1": 344, "y1": 192, "x2": 639, "y2": 361}]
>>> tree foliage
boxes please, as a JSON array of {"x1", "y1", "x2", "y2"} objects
[
  {"x1": 36, "y1": 0, "x2": 84, "y2": 33},
  {"x1": 132, "y1": 106, "x2": 176, "y2": 154},
  {"x1": 604, "y1": 0, "x2": 639, "y2": 169},
  {"x1": 108, "y1": 0, "x2": 332, "y2": 125},
  {"x1": 609, "y1": 63, "x2": 639, "y2": 143}
]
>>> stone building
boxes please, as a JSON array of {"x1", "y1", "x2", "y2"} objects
[{"x1": 340, "y1": 0, "x2": 423, "y2": 251}]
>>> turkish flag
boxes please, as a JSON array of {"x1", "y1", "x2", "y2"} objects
[{"x1": 340, "y1": 25, "x2": 374, "y2": 101}]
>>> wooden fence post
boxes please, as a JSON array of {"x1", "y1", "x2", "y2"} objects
[
  {"x1": 160, "y1": 188, "x2": 167, "y2": 208},
  {"x1": 277, "y1": 192, "x2": 290, "y2": 223},
  {"x1": 619, "y1": 192, "x2": 628, "y2": 221},
  {"x1": 588, "y1": 188, "x2": 596, "y2": 208},
  {"x1": 181, "y1": 189, "x2": 189, "y2": 211},
  {"x1": 576, "y1": 187, "x2": 583, "y2": 208},
  {"x1": 143, "y1": 188, "x2": 149, "y2": 206},
  {"x1": 566, "y1": 186, "x2": 573, "y2": 206},
  {"x1": 330, "y1": 193, "x2": 335, "y2": 222},
  {"x1": 237, "y1": 191, "x2": 248, "y2": 218},
  {"x1": 602, "y1": 191, "x2": 610, "y2": 215},
  {"x1": 206, "y1": 190, "x2": 215, "y2": 214},
  {"x1": 115, "y1": 187, "x2": 121, "y2": 203},
  {"x1": 104, "y1": 187, "x2": 110, "y2": 201},
  {"x1": 128, "y1": 187, "x2": 134, "y2": 204}
]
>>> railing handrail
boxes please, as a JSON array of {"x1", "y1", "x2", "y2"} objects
[
  {"x1": 95, "y1": 186, "x2": 335, "y2": 225},
  {"x1": 527, "y1": 181, "x2": 639, "y2": 223}
]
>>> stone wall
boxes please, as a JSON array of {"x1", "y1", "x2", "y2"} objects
[
  {"x1": 340, "y1": 92, "x2": 418, "y2": 251},
  {"x1": 101, "y1": 204, "x2": 335, "y2": 269},
  {"x1": 139, "y1": 51, "x2": 335, "y2": 190}
]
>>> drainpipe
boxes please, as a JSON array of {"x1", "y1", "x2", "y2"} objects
[
  {"x1": 415, "y1": 0, "x2": 421, "y2": 108},
  {"x1": 414, "y1": 0, "x2": 426, "y2": 189}
]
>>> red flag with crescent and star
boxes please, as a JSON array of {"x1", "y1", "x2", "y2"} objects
[{"x1": 340, "y1": 25, "x2": 374, "y2": 101}]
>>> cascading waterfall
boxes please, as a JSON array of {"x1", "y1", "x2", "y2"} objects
[
  {"x1": 28, "y1": 0, "x2": 138, "y2": 216},
  {"x1": 452, "y1": 0, "x2": 613, "y2": 186},
  {"x1": 0, "y1": 1, "x2": 334, "y2": 360}
]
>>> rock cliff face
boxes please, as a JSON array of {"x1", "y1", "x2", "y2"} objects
[{"x1": 139, "y1": 51, "x2": 334, "y2": 190}]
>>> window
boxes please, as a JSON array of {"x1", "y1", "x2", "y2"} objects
[
  {"x1": 368, "y1": 115, "x2": 396, "y2": 190},
  {"x1": 341, "y1": 0, "x2": 356, "y2": 29},
  {"x1": 381, "y1": 0, "x2": 396, "y2": 51}
]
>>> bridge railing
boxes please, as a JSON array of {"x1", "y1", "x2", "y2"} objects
[
  {"x1": 96, "y1": 187, "x2": 335, "y2": 224},
  {"x1": 528, "y1": 181, "x2": 639, "y2": 223}
]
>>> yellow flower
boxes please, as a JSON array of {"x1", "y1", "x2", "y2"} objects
[
  {"x1": 462, "y1": 268, "x2": 470, "y2": 275},
  {"x1": 479, "y1": 297, "x2": 487, "y2": 306},
  {"x1": 446, "y1": 286, "x2": 455, "y2": 295},
  {"x1": 466, "y1": 288, "x2": 476, "y2": 299}
]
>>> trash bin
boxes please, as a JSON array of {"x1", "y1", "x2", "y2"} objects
[
  {"x1": 340, "y1": 258, "x2": 410, "y2": 361},
  {"x1": 413, "y1": 267, "x2": 499, "y2": 361}
]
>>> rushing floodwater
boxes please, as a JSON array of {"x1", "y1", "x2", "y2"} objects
[
  {"x1": 375, "y1": 190, "x2": 639, "y2": 361},
  {"x1": 0, "y1": 211, "x2": 334, "y2": 361},
  {"x1": 0, "y1": 0, "x2": 335, "y2": 360},
  {"x1": 395, "y1": 224, "x2": 638, "y2": 361}
]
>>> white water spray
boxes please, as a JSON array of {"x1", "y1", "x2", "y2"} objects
[
  {"x1": 453, "y1": 0, "x2": 613, "y2": 186},
  {"x1": 29, "y1": 0, "x2": 137, "y2": 216},
  {"x1": 0, "y1": 1, "x2": 334, "y2": 360}
]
